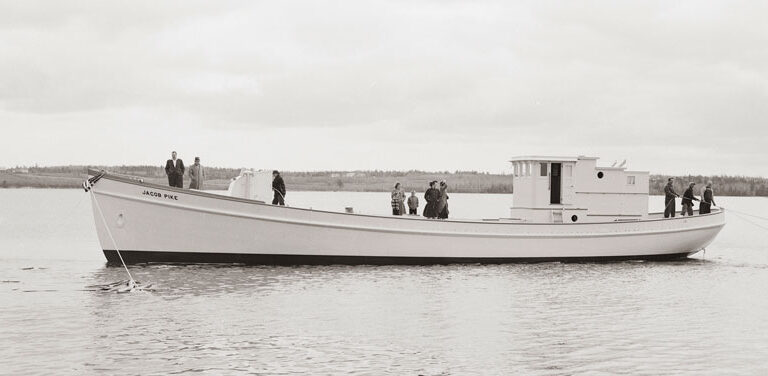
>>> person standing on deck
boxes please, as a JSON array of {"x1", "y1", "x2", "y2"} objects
[
  {"x1": 436, "y1": 180, "x2": 449, "y2": 219},
  {"x1": 407, "y1": 191, "x2": 419, "y2": 215},
  {"x1": 188, "y1": 157, "x2": 205, "y2": 190},
  {"x1": 391, "y1": 182, "x2": 405, "y2": 215},
  {"x1": 423, "y1": 181, "x2": 440, "y2": 218},
  {"x1": 700, "y1": 181, "x2": 716, "y2": 214},
  {"x1": 165, "y1": 151, "x2": 185, "y2": 188},
  {"x1": 664, "y1": 178, "x2": 680, "y2": 218},
  {"x1": 272, "y1": 170, "x2": 286, "y2": 206},
  {"x1": 680, "y1": 182, "x2": 698, "y2": 216}
]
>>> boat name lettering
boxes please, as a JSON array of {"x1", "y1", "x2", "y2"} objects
[{"x1": 142, "y1": 190, "x2": 178, "y2": 200}]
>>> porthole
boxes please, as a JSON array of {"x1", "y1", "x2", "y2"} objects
[
  {"x1": 597, "y1": 171, "x2": 604, "y2": 179},
  {"x1": 571, "y1": 215, "x2": 578, "y2": 222}
]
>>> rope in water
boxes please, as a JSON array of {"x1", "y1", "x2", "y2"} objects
[
  {"x1": 662, "y1": 194, "x2": 768, "y2": 232},
  {"x1": 730, "y1": 212, "x2": 768, "y2": 232},
  {"x1": 683, "y1": 198, "x2": 768, "y2": 232},
  {"x1": 89, "y1": 189, "x2": 135, "y2": 284},
  {"x1": 722, "y1": 207, "x2": 768, "y2": 222}
]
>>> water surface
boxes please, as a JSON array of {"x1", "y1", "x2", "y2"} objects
[{"x1": 1, "y1": 190, "x2": 767, "y2": 375}]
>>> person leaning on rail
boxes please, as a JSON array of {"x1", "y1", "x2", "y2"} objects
[
  {"x1": 663, "y1": 177, "x2": 680, "y2": 218},
  {"x1": 700, "y1": 181, "x2": 716, "y2": 214},
  {"x1": 680, "y1": 182, "x2": 699, "y2": 216}
]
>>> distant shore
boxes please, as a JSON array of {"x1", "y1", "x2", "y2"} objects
[{"x1": 2, "y1": 166, "x2": 767, "y2": 196}]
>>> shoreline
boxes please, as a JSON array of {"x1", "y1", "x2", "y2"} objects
[{"x1": 2, "y1": 169, "x2": 767, "y2": 196}]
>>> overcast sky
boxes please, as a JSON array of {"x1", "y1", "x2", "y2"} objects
[{"x1": 1, "y1": 1, "x2": 766, "y2": 176}]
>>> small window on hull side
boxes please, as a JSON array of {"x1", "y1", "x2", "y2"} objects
[
  {"x1": 627, "y1": 176, "x2": 636, "y2": 185},
  {"x1": 540, "y1": 163, "x2": 548, "y2": 176}
]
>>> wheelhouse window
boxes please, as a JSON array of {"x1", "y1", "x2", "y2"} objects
[
  {"x1": 540, "y1": 163, "x2": 548, "y2": 176},
  {"x1": 627, "y1": 176, "x2": 636, "y2": 185}
]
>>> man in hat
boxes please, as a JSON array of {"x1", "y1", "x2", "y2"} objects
[
  {"x1": 165, "y1": 151, "x2": 185, "y2": 188},
  {"x1": 663, "y1": 177, "x2": 680, "y2": 218},
  {"x1": 680, "y1": 182, "x2": 698, "y2": 216},
  {"x1": 188, "y1": 157, "x2": 205, "y2": 190},
  {"x1": 272, "y1": 170, "x2": 286, "y2": 206}
]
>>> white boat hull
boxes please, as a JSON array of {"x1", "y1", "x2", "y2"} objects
[{"x1": 87, "y1": 171, "x2": 725, "y2": 264}]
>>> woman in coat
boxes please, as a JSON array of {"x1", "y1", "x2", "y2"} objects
[
  {"x1": 391, "y1": 182, "x2": 406, "y2": 215},
  {"x1": 436, "y1": 180, "x2": 449, "y2": 219},
  {"x1": 423, "y1": 181, "x2": 440, "y2": 218}
]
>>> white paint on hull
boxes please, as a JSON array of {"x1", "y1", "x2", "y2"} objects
[{"x1": 89, "y1": 173, "x2": 725, "y2": 261}]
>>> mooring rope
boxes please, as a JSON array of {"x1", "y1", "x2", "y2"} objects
[
  {"x1": 700, "y1": 201, "x2": 768, "y2": 233},
  {"x1": 732, "y1": 212, "x2": 768, "y2": 231},
  {"x1": 89, "y1": 189, "x2": 135, "y2": 284},
  {"x1": 82, "y1": 172, "x2": 151, "y2": 292},
  {"x1": 720, "y1": 207, "x2": 768, "y2": 222}
]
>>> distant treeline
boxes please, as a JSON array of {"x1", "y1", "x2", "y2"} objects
[
  {"x1": 21, "y1": 165, "x2": 242, "y2": 180},
  {"x1": 2, "y1": 165, "x2": 768, "y2": 196}
]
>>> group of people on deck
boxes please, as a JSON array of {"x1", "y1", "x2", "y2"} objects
[
  {"x1": 163, "y1": 151, "x2": 287, "y2": 206},
  {"x1": 164, "y1": 151, "x2": 205, "y2": 190},
  {"x1": 391, "y1": 180, "x2": 450, "y2": 219},
  {"x1": 663, "y1": 177, "x2": 717, "y2": 218}
]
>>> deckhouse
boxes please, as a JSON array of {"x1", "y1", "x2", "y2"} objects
[{"x1": 509, "y1": 156, "x2": 649, "y2": 223}]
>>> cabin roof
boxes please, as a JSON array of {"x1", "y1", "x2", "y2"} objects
[{"x1": 509, "y1": 155, "x2": 597, "y2": 163}]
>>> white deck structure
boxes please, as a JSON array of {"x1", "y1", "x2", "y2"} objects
[{"x1": 510, "y1": 156, "x2": 649, "y2": 223}]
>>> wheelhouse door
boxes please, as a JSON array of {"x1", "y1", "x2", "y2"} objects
[{"x1": 550, "y1": 163, "x2": 561, "y2": 204}]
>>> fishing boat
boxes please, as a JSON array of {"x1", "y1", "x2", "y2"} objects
[{"x1": 84, "y1": 156, "x2": 725, "y2": 265}]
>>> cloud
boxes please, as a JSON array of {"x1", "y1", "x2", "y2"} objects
[{"x1": 0, "y1": 0, "x2": 766, "y2": 175}]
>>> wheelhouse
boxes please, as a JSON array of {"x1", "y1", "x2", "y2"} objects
[{"x1": 509, "y1": 156, "x2": 649, "y2": 223}]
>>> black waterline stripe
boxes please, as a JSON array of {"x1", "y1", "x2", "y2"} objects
[{"x1": 103, "y1": 250, "x2": 693, "y2": 266}]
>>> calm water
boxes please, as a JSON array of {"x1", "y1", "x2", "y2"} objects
[{"x1": 1, "y1": 189, "x2": 767, "y2": 375}]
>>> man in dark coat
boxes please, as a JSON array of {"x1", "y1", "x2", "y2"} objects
[
  {"x1": 423, "y1": 181, "x2": 440, "y2": 218},
  {"x1": 700, "y1": 181, "x2": 716, "y2": 214},
  {"x1": 680, "y1": 182, "x2": 698, "y2": 216},
  {"x1": 663, "y1": 177, "x2": 679, "y2": 218},
  {"x1": 165, "y1": 151, "x2": 185, "y2": 188},
  {"x1": 272, "y1": 170, "x2": 286, "y2": 206}
]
